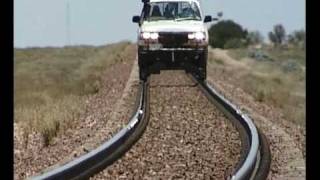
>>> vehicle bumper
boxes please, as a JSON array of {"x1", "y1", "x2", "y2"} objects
[{"x1": 138, "y1": 46, "x2": 207, "y2": 73}]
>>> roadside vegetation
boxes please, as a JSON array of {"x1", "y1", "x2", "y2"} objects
[
  {"x1": 208, "y1": 21, "x2": 305, "y2": 126},
  {"x1": 209, "y1": 47, "x2": 305, "y2": 126},
  {"x1": 14, "y1": 41, "x2": 131, "y2": 146}
]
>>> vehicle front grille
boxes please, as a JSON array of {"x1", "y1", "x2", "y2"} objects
[{"x1": 158, "y1": 32, "x2": 188, "y2": 48}]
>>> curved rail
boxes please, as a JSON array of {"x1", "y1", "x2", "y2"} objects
[
  {"x1": 30, "y1": 80, "x2": 149, "y2": 180},
  {"x1": 30, "y1": 74, "x2": 270, "y2": 180},
  {"x1": 191, "y1": 75, "x2": 271, "y2": 180}
]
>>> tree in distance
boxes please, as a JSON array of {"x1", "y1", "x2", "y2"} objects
[
  {"x1": 208, "y1": 20, "x2": 248, "y2": 49},
  {"x1": 246, "y1": 30, "x2": 264, "y2": 45},
  {"x1": 288, "y1": 29, "x2": 305, "y2": 49},
  {"x1": 268, "y1": 24, "x2": 286, "y2": 47}
]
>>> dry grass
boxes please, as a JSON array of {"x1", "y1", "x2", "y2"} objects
[
  {"x1": 227, "y1": 48, "x2": 248, "y2": 60},
  {"x1": 208, "y1": 47, "x2": 305, "y2": 126},
  {"x1": 14, "y1": 41, "x2": 132, "y2": 146}
]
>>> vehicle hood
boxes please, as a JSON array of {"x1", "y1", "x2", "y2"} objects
[{"x1": 141, "y1": 20, "x2": 206, "y2": 33}]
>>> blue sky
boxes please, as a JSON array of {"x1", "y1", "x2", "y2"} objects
[{"x1": 14, "y1": 0, "x2": 305, "y2": 48}]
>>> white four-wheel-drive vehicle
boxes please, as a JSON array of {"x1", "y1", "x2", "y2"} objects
[{"x1": 133, "y1": 0, "x2": 220, "y2": 80}]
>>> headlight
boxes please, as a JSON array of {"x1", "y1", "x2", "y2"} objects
[
  {"x1": 195, "y1": 32, "x2": 205, "y2": 40},
  {"x1": 150, "y1": 33, "x2": 159, "y2": 40},
  {"x1": 188, "y1": 32, "x2": 205, "y2": 40},
  {"x1": 141, "y1": 32, "x2": 159, "y2": 40},
  {"x1": 188, "y1": 33, "x2": 195, "y2": 39},
  {"x1": 142, "y1": 32, "x2": 151, "y2": 39}
]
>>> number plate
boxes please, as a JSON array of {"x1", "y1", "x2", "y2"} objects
[{"x1": 149, "y1": 44, "x2": 162, "y2": 50}]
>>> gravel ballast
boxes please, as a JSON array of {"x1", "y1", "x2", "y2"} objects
[{"x1": 93, "y1": 70, "x2": 242, "y2": 179}]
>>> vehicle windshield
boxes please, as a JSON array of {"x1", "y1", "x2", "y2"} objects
[{"x1": 143, "y1": 1, "x2": 202, "y2": 21}]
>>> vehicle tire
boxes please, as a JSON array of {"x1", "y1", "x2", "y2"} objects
[
  {"x1": 138, "y1": 51, "x2": 148, "y2": 81},
  {"x1": 199, "y1": 67, "x2": 206, "y2": 81},
  {"x1": 139, "y1": 68, "x2": 148, "y2": 81},
  {"x1": 198, "y1": 49, "x2": 208, "y2": 81}
]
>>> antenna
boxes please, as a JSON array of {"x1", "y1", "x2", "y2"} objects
[{"x1": 66, "y1": 0, "x2": 71, "y2": 46}]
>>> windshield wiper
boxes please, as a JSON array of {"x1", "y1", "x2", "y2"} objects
[
  {"x1": 175, "y1": 17, "x2": 199, "y2": 21},
  {"x1": 148, "y1": 17, "x2": 175, "y2": 21}
]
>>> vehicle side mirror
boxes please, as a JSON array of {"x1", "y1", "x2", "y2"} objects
[
  {"x1": 204, "y1": 15, "x2": 212, "y2": 23},
  {"x1": 132, "y1": 16, "x2": 140, "y2": 23}
]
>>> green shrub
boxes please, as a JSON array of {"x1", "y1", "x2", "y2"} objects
[
  {"x1": 208, "y1": 20, "x2": 248, "y2": 48},
  {"x1": 224, "y1": 38, "x2": 246, "y2": 49}
]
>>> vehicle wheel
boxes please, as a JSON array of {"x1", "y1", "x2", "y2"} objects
[
  {"x1": 198, "y1": 50, "x2": 207, "y2": 81},
  {"x1": 139, "y1": 68, "x2": 148, "y2": 81},
  {"x1": 198, "y1": 67, "x2": 206, "y2": 81}
]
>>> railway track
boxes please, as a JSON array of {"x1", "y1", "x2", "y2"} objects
[
  {"x1": 190, "y1": 74, "x2": 271, "y2": 180},
  {"x1": 30, "y1": 73, "x2": 271, "y2": 180}
]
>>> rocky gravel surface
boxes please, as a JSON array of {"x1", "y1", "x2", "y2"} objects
[
  {"x1": 93, "y1": 70, "x2": 241, "y2": 179},
  {"x1": 14, "y1": 45, "x2": 138, "y2": 180},
  {"x1": 207, "y1": 49, "x2": 306, "y2": 179}
]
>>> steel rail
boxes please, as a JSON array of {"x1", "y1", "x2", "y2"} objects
[
  {"x1": 191, "y1": 75, "x2": 271, "y2": 180},
  {"x1": 29, "y1": 80, "x2": 150, "y2": 180},
  {"x1": 29, "y1": 73, "x2": 270, "y2": 180}
]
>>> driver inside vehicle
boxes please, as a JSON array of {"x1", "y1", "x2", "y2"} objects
[
  {"x1": 164, "y1": 3, "x2": 177, "y2": 18},
  {"x1": 151, "y1": 5, "x2": 162, "y2": 17}
]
